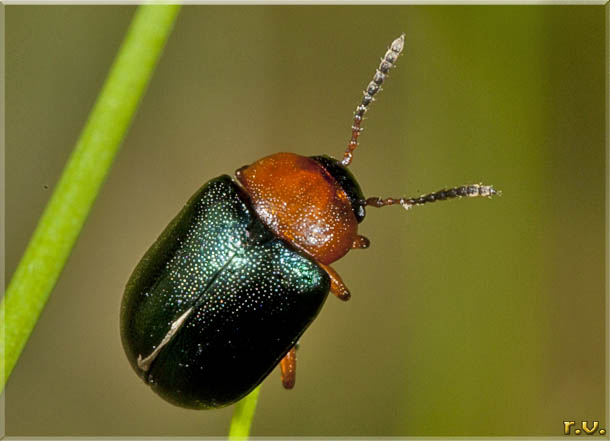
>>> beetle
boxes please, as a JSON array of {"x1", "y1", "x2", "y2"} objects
[{"x1": 120, "y1": 34, "x2": 498, "y2": 410}]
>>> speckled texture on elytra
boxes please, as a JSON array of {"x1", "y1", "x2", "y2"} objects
[{"x1": 120, "y1": 176, "x2": 330, "y2": 409}]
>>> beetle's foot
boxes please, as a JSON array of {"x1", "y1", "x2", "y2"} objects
[
  {"x1": 280, "y1": 346, "x2": 297, "y2": 389},
  {"x1": 320, "y1": 264, "x2": 351, "y2": 301},
  {"x1": 352, "y1": 235, "x2": 370, "y2": 249}
]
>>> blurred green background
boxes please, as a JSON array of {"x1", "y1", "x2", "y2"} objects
[{"x1": 5, "y1": 4, "x2": 607, "y2": 437}]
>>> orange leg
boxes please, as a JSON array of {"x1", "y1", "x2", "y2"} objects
[
  {"x1": 280, "y1": 346, "x2": 297, "y2": 389},
  {"x1": 352, "y1": 235, "x2": 370, "y2": 249},
  {"x1": 320, "y1": 263, "x2": 351, "y2": 301}
]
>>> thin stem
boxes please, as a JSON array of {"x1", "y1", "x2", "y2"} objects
[
  {"x1": 228, "y1": 386, "x2": 261, "y2": 440},
  {"x1": 0, "y1": 4, "x2": 181, "y2": 391}
]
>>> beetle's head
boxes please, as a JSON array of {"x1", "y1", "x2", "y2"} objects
[{"x1": 309, "y1": 155, "x2": 365, "y2": 223}]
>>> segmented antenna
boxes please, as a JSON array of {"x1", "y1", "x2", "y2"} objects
[
  {"x1": 341, "y1": 34, "x2": 405, "y2": 167},
  {"x1": 364, "y1": 184, "x2": 500, "y2": 211}
]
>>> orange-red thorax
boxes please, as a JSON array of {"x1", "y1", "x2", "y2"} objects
[{"x1": 236, "y1": 152, "x2": 358, "y2": 265}]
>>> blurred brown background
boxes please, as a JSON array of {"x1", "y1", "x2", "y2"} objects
[{"x1": 5, "y1": 5, "x2": 607, "y2": 437}]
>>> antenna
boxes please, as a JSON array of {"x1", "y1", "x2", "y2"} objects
[
  {"x1": 364, "y1": 184, "x2": 500, "y2": 210},
  {"x1": 341, "y1": 34, "x2": 405, "y2": 167}
]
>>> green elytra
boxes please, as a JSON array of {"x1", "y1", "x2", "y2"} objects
[{"x1": 121, "y1": 176, "x2": 330, "y2": 408}]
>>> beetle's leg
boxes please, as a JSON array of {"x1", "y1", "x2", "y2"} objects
[
  {"x1": 352, "y1": 235, "x2": 370, "y2": 249},
  {"x1": 280, "y1": 346, "x2": 297, "y2": 389},
  {"x1": 320, "y1": 263, "x2": 351, "y2": 301}
]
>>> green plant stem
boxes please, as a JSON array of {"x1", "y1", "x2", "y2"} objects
[
  {"x1": 0, "y1": 4, "x2": 181, "y2": 391},
  {"x1": 229, "y1": 386, "x2": 261, "y2": 440}
]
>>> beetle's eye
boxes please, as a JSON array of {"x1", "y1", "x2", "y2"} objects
[{"x1": 355, "y1": 203, "x2": 366, "y2": 221}]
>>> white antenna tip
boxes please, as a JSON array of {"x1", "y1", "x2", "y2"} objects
[{"x1": 391, "y1": 34, "x2": 405, "y2": 54}]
